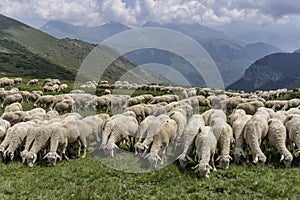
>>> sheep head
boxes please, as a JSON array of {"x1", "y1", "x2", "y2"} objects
[
  {"x1": 216, "y1": 154, "x2": 232, "y2": 170},
  {"x1": 280, "y1": 154, "x2": 293, "y2": 168},
  {"x1": 253, "y1": 153, "x2": 266, "y2": 167},
  {"x1": 233, "y1": 147, "x2": 246, "y2": 164},
  {"x1": 26, "y1": 152, "x2": 37, "y2": 167},
  {"x1": 44, "y1": 152, "x2": 61, "y2": 166},
  {"x1": 192, "y1": 162, "x2": 212, "y2": 178}
]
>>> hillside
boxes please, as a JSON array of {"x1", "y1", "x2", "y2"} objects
[
  {"x1": 227, "y1": 52, "x2": 300, "y2": 92},
  {"x1": 40, "y1": 20, "x2": 282, "y2": 86},
  {"x1": 0, "y1": 14, "x2": 162, "y2": 83}
]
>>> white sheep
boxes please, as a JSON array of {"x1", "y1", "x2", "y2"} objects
[
  {"x1": 168, "y1": 110, "x2": 187, "y2": 147},
  {"x1": 284, "y1": 114, "x2": 300, "y2": 152},
  {"x1": 267, "y1": 118, "x2": 293, "y2": 168},
  {"x1": 1, "y1": 93, "x2": 23, "y2": 108},
  {"x1": 177, "y1": 114, "x2": 205, "y2": 168},
  {"x1": 243, "y1": 108, "x2": 270, "y2": 166},
  {"x1": 192, "y1": 126, "x2": 217, "y2": 178},
  {"x1": 145, "y1": 118, "x2": 178, "y2": 169},
  {"x1": 0, "y1": 118, "x2": 11, "y2": 142},
  {"x1": 4, "y1": 102, "x2": 23, "y2": 113},
  {"x1": 236, "y1": 100, "x2": 265, "y2": 115}
]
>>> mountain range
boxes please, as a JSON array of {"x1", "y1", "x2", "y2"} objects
[
  {"x1": 40, "y1": 20, "x2": 282, "y2": 87},
  {"x1": 0, "y1": 14, "x2": 164, "y2": 84},
  {"x1": 227, "y1": 51, "x2": 300, "y2": 92}
]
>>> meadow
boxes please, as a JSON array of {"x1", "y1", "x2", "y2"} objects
[{"x1": 1, "y1": 78, "x2": 300, "y2": 199}]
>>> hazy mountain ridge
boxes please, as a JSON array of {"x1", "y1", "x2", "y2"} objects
[
  {"x1": 227, "y1": 52, "x2": 300, "y2": 92},
  {"x1": 39, "y1": 20, "x2": 282, "y2": 86},
  {"x1": 0, "y1": 14, "x2": 164, "y2": 84}
]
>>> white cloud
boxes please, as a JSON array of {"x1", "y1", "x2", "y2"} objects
[{"x1": 0, "y1": 0, "x2": 299, "y2": 28}]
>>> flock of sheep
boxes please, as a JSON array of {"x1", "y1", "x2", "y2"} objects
[{"x1": 0, "y1": 77, "x2": 300, "y2": 179}]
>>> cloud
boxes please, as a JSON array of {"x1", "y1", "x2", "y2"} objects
[{"x1": 0, "y1": 0, "x2": 299, "y2": 28}]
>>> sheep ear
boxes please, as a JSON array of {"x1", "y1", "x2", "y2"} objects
[
  {"x1": 33, "y1": 153, "x2": 37, "y2": 163},
  {"x1": 280, "y1": 155, "x2": 285, "y2": 162},
  {"x1": 229, "y1": 155, "x2": 233, "y2": 160},
  {"x1": 43, "y1": 153, "x2": 49, "y2": 160},
  {"x1": 144, "y1": 145, "x2": 149, "y2": 149},
  {"x1": 56, "y1": 153, "x2": 61, "y2": 160},
  {"x1": 216, "y1": 156, "x2": 221, "y2": 161},
  {"x1": 253, "y1": 156, "x2": 258, "y2": 164},
  {"x1": 113, "y1": 144, "x2": 119, "y2": 149},
  {"x1": 157, "y1": 155, "x2": 162, "y2": 161}
]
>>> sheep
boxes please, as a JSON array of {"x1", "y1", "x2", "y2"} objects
[
  {"x1": 284, "y1": 114, "x2": 300, "y2": 152},
  {"x1": 267, "y1": 118, "x2": 293, "y2": 168},
  {"x1": 236, "y1": 100, "x2": 265, "y2": 115},
  {"x1": 104, "y1": 89, "x2": 111, "y2": 95},
  {"x1": 192, "y1": 126, "x2": 217, "y2": 178},
  {"x1": 231, "y1": 114, "x2": 252, "y2": 164},
  {"x1": 125, "y1": 104, "x2": 150, "y2": 123},
  {"x1": 25, "y1": 122, "x2": 61, "y2": 167},
  {"x1": 20, "y1": 91, "x2": 31, "y2": 103},
  {"x1": 228, "y1": 109, "x2": 246, "y2": 126},
  {"x1": 3, "y1": 121, "x2": 37, "y2": 161},
  {"x1": 53, "y1": 99, "x2": 74, "y2": 114},
  {"x1": 59, "y1": 83, "x2": 68, "y2": 91},
  {"x1": 265, "y1": 100, "x2": 287, "y2": 111},
  {"x1": 145, "y1": 118, "x2": 178, "y2": 169},
  {"x1": 0, "y1": 118, "x2": 10, "y2": 142},
  {"x1": 243, "y1": 108, "x2": 270, "y2": 166},
  {"x1": 82, "y1": 113, "x2": 110, "y2": 143},
  {"x1": 177, "y1": 114, "x2": 205, "y2": 168},
  {"x1": 34, "y1": 95, "x2": 55, "y2": 109},
  {"x1": 4, "y1": 102, "x2": 23, "y2": 113},
  {"x1": 1, "y1": 93, "x2": 23, "y2": 108},
  {"x1": 168, "y1": 110, "x2": 187, "y2": 147},
  {"x1": 13, "y1": 77, "x2": 22, "y2": 84},
  {"x1": 85, "y1": 96, "x2": 110, "y2": 112},
  {"x1": 282, "y1": 99, "x2": 300, "y2": 110},
  {"x1": 105, "y1": 115, "x2": 139, "y2": 157},
  {"x1": 26, "y1": 79, "x2": 39, "y2": 85},
  {"x1": 148, "y1": 94, "x2": 179, "y2": 104},
  {"x1": 43, "y1": 123, "x2": 69, "y2": 166},
  {"x1": 1, "y1": 111, "x2": 29, "y2": 125},
  {"x1": 134, "y1": 115, "x2": 170, "y2": 155}
]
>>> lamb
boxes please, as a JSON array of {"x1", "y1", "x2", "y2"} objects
[
  {"x1": 267, "y1": 118, "x2": 293, "y2": 168},
  {"x1": 1, "y1": 93, "x2": 23, "y2": 108},
  {"x1": 192, "y1": 126, "x2": 217, "y2": 178},
  {"x1": 105, "y1": 115, "x2": 139, "y2": 157},
  {"x1": 243, "y1": 108, "x2": 270, "y2": 166},
  {"x1": 4, "y1": 102, "x2": 23, "y2": 113},
  {"x1": 177, "y1": 114, "x2": 205, "y2": 168},
  {"x1": 145, "y1": 118, "x2": 178, "y2": 169}
]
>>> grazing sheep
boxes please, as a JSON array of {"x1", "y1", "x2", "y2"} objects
[
  {"x1": 267, "y1": 118, "x2": 293, "y2": 168},
  {"x1": 243, "y1": 108, "x2": 270, "y2": 166},
  {"x1": 145, "y1": 118, "x2": 178, "y2": 169},
  {"x1": 82, "y1": 113, "x2": 110, "y2": 143},
  {"x1": 1, "y1": 93, "x2": 23, "y2": 108},
  {"x1": 3, "y1": 121, "x2": 37, "y2": 161},
  {"x1": 0, "y1": 118, "x2": 10, "y2": 142},
  {"x1": 4, "y1": 102, "x2": 23, "y2": 113},
  {"x1": 27, "y1": 79, "x2": 39, "y2": 85},
  {"x1": 284, "y1": 114, "x2": 300, "y2": 152},
  {"x1": 228, "y1": 109, "x2": 247, "y2": 126},
  {"x1": 126, "y1": 104, "x2": 149, "y2": 123},
  {"x1": 168, "y1": 110, "x2": 187, "y2": 147},
  {"x1": 53, "y1": 99, "x2": 74, "y2": 114},
  {"x1": 177, "y1": 114, "x2": 205, "y2": 168},
  {"x1": 105, "y1": 115, "x2": 139, "y2": 157},
  {"x1": 192, "y1": 126, "x2": 217, "y2": 178},
  {"x1": 231, "y1": 114, "x2": 252, "y2": 164},
  {"x1": 134, "y1": 115, "x2": 170, "y2": 155},
  {"x1": 34, "y1": 95, "x2": 55, "y2": 109},
  {"x1": 236, "y1": 100, "x2": 265, "y2": 115}
]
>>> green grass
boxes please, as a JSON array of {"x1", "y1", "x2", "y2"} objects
[{"x1": 1, "y1": 154, "x2": 300, "y2": 199}]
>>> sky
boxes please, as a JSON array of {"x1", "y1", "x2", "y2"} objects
[{"x1": 0, "y1": 0, "x2": 300, "y2": 50}]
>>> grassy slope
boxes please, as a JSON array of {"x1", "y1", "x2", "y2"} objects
[{"x1": 1, "y1": 155, "x2": 300, "y2": 199}]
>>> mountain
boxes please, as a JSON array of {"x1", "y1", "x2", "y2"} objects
[
  {"x1": 40, "y1": 20, "x2": 282, "y2": 87},
  {"x1": 0, "y1": 14, "x2": 163, "y2": 84},
  {"x1": 40, "y1": 21, "x2": 131, "y2": 44},
  {"x1": 227, "y1": 52, "x2": 300, "y2": 92},
  {"x1": 294, "y1": 49, "x2": 300, "y2": 53}
]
